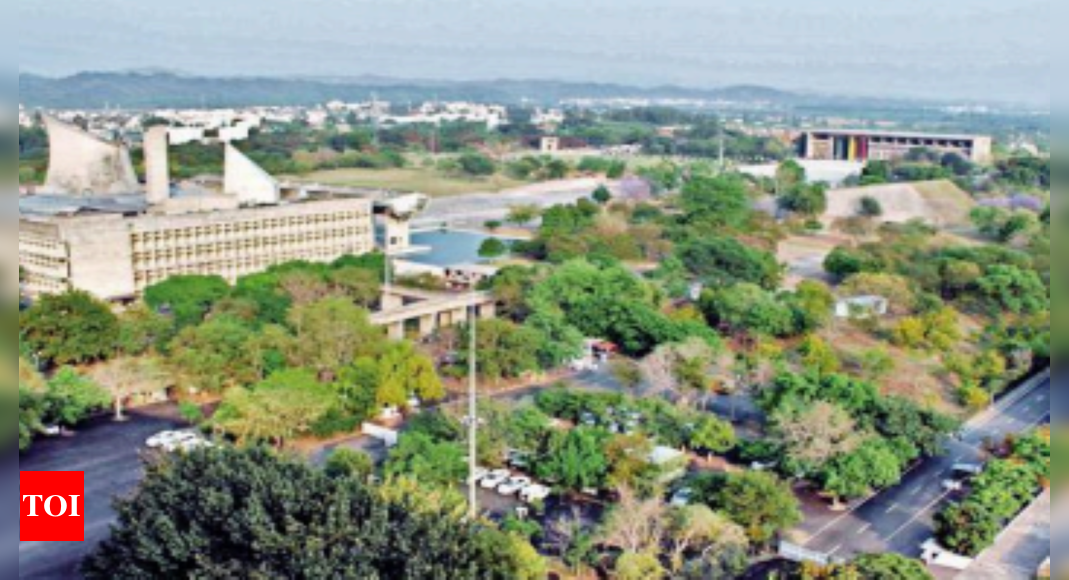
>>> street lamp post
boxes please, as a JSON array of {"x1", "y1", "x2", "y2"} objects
[{"x1": 467, "y1": 291, "x2": 479, "y2": 520}]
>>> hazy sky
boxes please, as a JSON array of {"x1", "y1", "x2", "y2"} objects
[{"x1": 16, "y1": 0, "x2": 1049, "y2": 105}]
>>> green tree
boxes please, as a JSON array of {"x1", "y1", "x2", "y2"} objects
[
  {"x1": 852, "y1": 554, "x2": 933, "y2": 580},
  {"x1": 19, "y1": 387, "x2": 44, "y2": 452},
  {"x1": 324, "y1": 448, "x2": 375, "y2": 481},
  {"x1": 478, "y1": 238, "x2": 509, "y2": 260},
  {"x1": 385, "y1": 433, "x2": 467, "y2": 487},
  {"x1": 289, "y1": 298, "x2": 382, "y2": 379},
  {"x1": 701, "y1": 284, "x2": 795, "y2": 338},
  {"x1": 83, "y1": 447, "x2": 531, "y2": 579},
  {"x1": 168, "y1": 316, "x2": 263, "y2": 393},
  {"x1": 680, "y1": 175, "x2": 752, "y2": 229},
  {"x1": 690, "y1": 416, "x2": 737, "y2": 457},
  {"x1": 144, "y1": 275, "x2": 230, "y2": 330},
  {"x1": 934, "y1": 502, "x2": 1002, "y2": 557},
  {"x1": 775, "y1": 160, "x2": 807, "y2": 193},
  {"x1": 506, "y1": 204, "x2": 542, "y2": 227},
  {"x1": 457, "y1": 151, "x2": 496, "y2": 176},
  {"x1": 536, "y1": 428, "x2": 609, "y2": 492},
  {"x1": 375, "y1": 341, "x2": 445, "y2": 407},
  {"x1": 779, "y1": 183, "x2": 828, "y2": 216},
  {"x1": 116, "y1": 304, "x2": 174, "y2": 356},
  {"x1": 678, "y1": 237, "x2": 783, "y2": 290},
  {"x1": 460, "y1": 319, "x2": 542, "y2": 382},
  {"x1": 712, "y1": 471, "x2": 801, "y2": 544},
  {"x1": 592, "y1": 184, "x2": 613, "y2": 205},
  {"x1": 211, "y1": 369, "x2": 337, "y2": 447},
  {"x1": 858, "y1": 196, "x2": 884, "y2": 218},
  {"x1": 799, "y1": 335, "x2": 841, "y2": 376},
  {"x1": 820, "y1": 439, "x2": 904, "y2": 502},
  {"x1": 328, "y1": 266, "x2": 382, "y2": 308},
  {"x1": 20, "y1": 290, "x2": 119, "y2": 366},
  {"x1": 976, "y1": 265, "x2": 1048, "y2": 315},
  {"x1": 42, "y1": 368, "x2": 111, "y2": 428},
  {"x1": 616, "y1": 552, "x2": 665, "y2": 580}
]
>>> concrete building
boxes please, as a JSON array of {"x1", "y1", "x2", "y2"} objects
[
  {"x1": 41, "y1": 117, "x2": 140, "y2": 195},
  {"x1": 803, "y1": 129, "x2": 993, "y2": 164},
  {"x1": 19, "y1": 120, "x2": 426, "y2": 302}
]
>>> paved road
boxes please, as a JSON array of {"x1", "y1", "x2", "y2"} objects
[
  {"x1": 800, "y1": 377, "x2": 1050, "y2": 562},
  {"x1": 18, "y1": 405, "x2": 185, "y2": 580}
]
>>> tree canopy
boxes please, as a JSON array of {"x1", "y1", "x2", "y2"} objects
[{"x1": 20, "y1": 290, "x2": 120, "y2": 366}]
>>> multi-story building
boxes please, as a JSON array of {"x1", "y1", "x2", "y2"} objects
[
  {"x1": 20, "y1": 196, "x2": 375, "y2": 301},
  {"x1": 19, "y1": 118, "x2": 423, "y2": 302},
  {"x1": 803, "y1": 129, "x2": 993, "y2": 164}
]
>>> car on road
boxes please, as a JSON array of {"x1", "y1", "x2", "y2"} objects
[
  {"x1": 520, "y1": 484, "x2": 551, "y2": 504},
  {"x1": 175, "y1": 437, "x2": 214, "y2": 453},
  {"x1": 952, "y1": 463, "x2": 984, "y2": 476},
  {"x1": 480, "y1": 469, "x2": 512, "y2": 490},
  {"x1": 40, "y1": 425, "x2": 62, "y2": 437},
  {"x1": 497, "y1": 476, "x2": 533, "y2": 496},
  {"x1": 147, "y1": 430, "x2": 209, "y2": 453},
  {"x1": 942, "y1": 479, "x2": 965, "y2": 492}
]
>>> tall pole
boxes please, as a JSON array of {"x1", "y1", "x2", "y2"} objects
[{"x1": 467, "y1": 292, "x2": 479, "y2": 520}]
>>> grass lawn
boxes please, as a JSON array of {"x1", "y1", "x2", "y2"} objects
[{"x1": 298, "y1": 167, "x2": 530, "y2": 197}]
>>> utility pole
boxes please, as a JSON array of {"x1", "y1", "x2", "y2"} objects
[
  {"x1": 467, "y1": 292, "x2": 479, "y2": 520},
  {"x1": 718, "y1": 117, "x2": 726, "y2": 173}
]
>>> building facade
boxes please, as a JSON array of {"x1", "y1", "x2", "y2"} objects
[
  {"x1": 803, "y1": 129, "x2": 993, "y2": 164},
  {"x1": 20, "y1": 198, "x2": 375, "y2": 301}
]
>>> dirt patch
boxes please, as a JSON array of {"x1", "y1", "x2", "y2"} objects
[
  {"x1": 825, "y1": 180, "x2": 974, "y2": 228},
  {"x1": 777, "y1": 234, "x2": 849, "y2": 289}
]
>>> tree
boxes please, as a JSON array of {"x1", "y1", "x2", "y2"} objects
[
  {"x1": 168, "y1": 316, "x2": 263, "y2": 393},
  {"x1": 116, "y1": 304, "x2": 173, "y2": 356},
  {"x1": 690, "y1": 416, "x2": 736, "y2": 457},
  {"x1": 324, "y1": 448, "x2": 375, "y2": 481},
  {"x1": 680, "y1": 175, "x2": 752, "y2": 229},
  {"x1": 211, "y1": 369, "x2": 337, "y2": 447},
  {"x1": 144, "y1": 275, "x2": 230, "y2": 330},
  {"x1": 90, "y1": 356, "x2": 168, "y2": 422},
  {"x1": 666, "y1": 505, "x2": 749, "y2": 575},
  {"x1": 820, "y1": 439, "x2": 904, "y2": 502},
  {"x1": 457, "y1": 151, "x2": 496, "y2": 176},
  {"x1": 615, "y1": 552, "x2": 665, "y2": 580},
  {"x1": 592, "y1": 184, "x2": 613, "y2": 205},
  {"x1": 20, "y1": 387, "x2": 44, "y2": 452},
  {"x1": 600, "y1": 486, "x2": 667, "y2": 554},
  {"x1": 42, "y1": 368, "x2": 111, "y2": 428},
  {"x1": 799, "y1": 335, "x2": 841, "y2": 376},
  {"x1": 536, "y1": 428, "x2": 609, "y2": 492},
  {"x1": 775, "y1": 160, "x2": 807, "y2": 193},
  {"x1": 934, "y1": 501, "x2": 1002, "y2": 557},
  {"x1": 289, "y1": 298, "x2": 382, "y2": 379},
  {"x1": 484, "y1": 220, "x2": 503, "y2": 232},
  {"x1": 610, "y1": 359, "x2": 644, "y2": 391},
  {"x1": 772, "y1": 402, "x2": 861, "y2": 468},
  {"x1": 506, "y1": 204, "x2": 542, "y2": 227},
  {"x1": 278, "y1": 270, "x2": 332, "y2": 306},
  {"x1": 83, "y1": 447, "x2": 532, "y2": 579},
  {"x1": 459, "y1": 319, "x2": 542, "y2": 382},
  {"x1": 789, "y1": 280, "x2": 836, "y2": 333},
  {"x1": 678, "y1": 237, "x2": 783, "y2": 290},
  {"x1": 20, "y1": 290, "x2": 119, "y2": 366},
  {"x1": 328, "y1": 266, "x2": 381, "y2": 308},
  {"x1": 779, "y1": 183, "x2": 828, "y2": 216},
  {"x1": 711, "y1": 471, "x2": 802, "y2": 544},
  {"x1": 858, "y1": 196, "x2": 884, "y2": 218},
  {"x1": 478, "y1": 238, "x2": 509, "y2": 261},
  {"x1": 852, "y1": 554, "x2": 933, "y2": 580},
  {"x1": 841, "y1": 273, "x2": 916, "y2": 314},
  {"x1": 375, "y1": 341, "x2": 445, "y2": 407},
  {"x1": 976, "y1": 265, "x2": 1047, "y2": 315},
  {"x1": 385, "y1": 433, "x2": 467, "y2": 488},
  {"x1": 701, "y1": 284, "x2": 795, "y2": 338}
]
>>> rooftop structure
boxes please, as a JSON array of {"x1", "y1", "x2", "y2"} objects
[
  {"x1": 803, "y1": 129, "x2": 993, "y2": 164},
  {"x1": 41, "y1": 117, "x2": 140, "y2": 195}
]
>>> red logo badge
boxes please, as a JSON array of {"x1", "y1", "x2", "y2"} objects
[{"x1": 20, "y1": 471, "x2": 85, "y2": 542}]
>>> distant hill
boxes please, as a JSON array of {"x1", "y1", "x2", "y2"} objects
[{"x1": 18, "y1": 71, "x2": 915, "y2": 111}]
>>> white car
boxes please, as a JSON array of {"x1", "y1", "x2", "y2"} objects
[
  {"x1": 520, "y1": 484, "x2": 551, "y2": 504},
  {"x1": 175, "y1": 437, "x2": 214, "y2": 453},
  {"x1": 670, "y1": 488, "x2": 693, "y2": 507},
  {"x1": 40, "y1": 425, "x2": 62, "y2": 437},
  {"x1": 942, "y1": 479, "x2": 965, "y2": 492},
  {"x1": 469, "y1": 468, "x2": 490, "y2": 485},
  {"x1": 497, "y1": 476, "x2": 533, "y2": 496},
  {"x1": 146, "y1": 431, "x2": 186, "y2": 449},
  {"x1": 480, "y1": 469, "x2": 512, "y2": 490}
]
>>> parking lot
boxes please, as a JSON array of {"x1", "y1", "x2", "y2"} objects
[{"x1": 18, "y1": 404, "x2": 186, "y2": 579}]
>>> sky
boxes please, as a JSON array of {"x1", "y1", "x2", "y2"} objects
[{"x1": 15, "y1": 0, "x2": 1050, "y2": 106}]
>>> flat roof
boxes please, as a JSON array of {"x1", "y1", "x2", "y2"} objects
[
  {"x1": 806, "y1": 129, "x2": 987, "y2": 141},
  {"x1": 19, "y1": 194, "x2": 148, "y2": 217}
]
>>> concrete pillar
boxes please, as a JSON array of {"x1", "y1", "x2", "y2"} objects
[
  {"x1": 384, "y1": 216, "x2": 411, "y2": 254},
  {"x1": 388, "y1": 322, "x2": 405, "y2": 341},
  {"x1": 145, "y1": 127, "x2": 170, "y2": 205},
  {"x1": 381, "y1": 292, "x2": 404, "y2": 311},
  {"x1": 419, "y1": 314, "x2": 437, "y2": 337}
]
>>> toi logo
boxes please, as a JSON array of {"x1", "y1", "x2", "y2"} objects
[{"x1": 20, "y1": 471, "x2": 85, "y2": 542}]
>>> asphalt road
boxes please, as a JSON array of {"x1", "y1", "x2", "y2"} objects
[
  {"x1": 801, "y1": 377, "x2": 1051, "y2": 562},
  {"x1": 18, "y1": 405, "x2": 185, "y2": 580}
]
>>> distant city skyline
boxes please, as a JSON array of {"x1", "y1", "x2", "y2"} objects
[{"x1": 16, "y1": 0, "x2": 1049, "y2": 106}]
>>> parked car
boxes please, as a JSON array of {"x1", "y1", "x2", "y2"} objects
[
  {"x1": 520, "y1": 484, "x2": 551, "y2": 504},
  {"x1": 507, "y1": 451, "x2": 531, "y2": 469},
  {"x1": 942, "y1": 479, "x2": 965, "y2": 492},
  {"x1": 469, "y1": 467, "x2": 489, "y2": 485},
  {"x1": 480, "y1": 469, "x2": 512, "y2": 490},
  {"x1": 497, "y1": 476, "x2": 533, "y2": 496},
  {"x1": 175, "y1": 437, "x2": 214, "y2": 453},
  {"x1": 952, "y1": 463, "x2": 984, "y2": 477},
  {"x1": 670, "y1": 488, "x2": 693, "y2": 507},
  {"x1": 146, "y1": 431, "x2": 191, "y2": 449},
  {"x1": 40, "y1": 425, "x2": 62, "y2": 437}
]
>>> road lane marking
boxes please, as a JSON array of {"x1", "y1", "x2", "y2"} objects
[
  {"x1": 857, "y1": 523, "x2": 872, "y2": 534},
  {"x1": 884, "y1": 490, "x2": 953, "y2": 543},
  {"x1": 886, "y1": 504, "x2": 897, "y2": 514},
  {"x1": 830, "y1": 544, "x2": 843, "y2": 555},
  {"x1": 909, "y1": 486, "x2": 922, "y2": 497}
]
